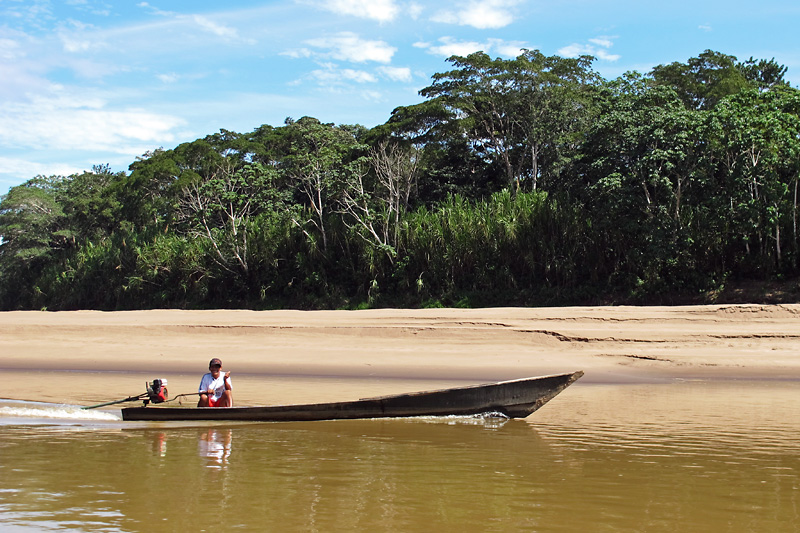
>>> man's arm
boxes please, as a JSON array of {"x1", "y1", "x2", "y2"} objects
[{"x1": 223, "y1": 372, "x2": 232, "y2": 407}]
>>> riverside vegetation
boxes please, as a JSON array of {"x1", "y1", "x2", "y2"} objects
[{"x1": 2, "y1": 50, "x2": 800, "y2": 310}]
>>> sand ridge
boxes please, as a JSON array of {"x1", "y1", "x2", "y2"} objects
[{"x1": 2, "y1": 305, "x2": 798, "y2": 382}]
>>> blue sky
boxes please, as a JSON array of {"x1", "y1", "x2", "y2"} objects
[{"x1": 2, "y1": 0, "x2": 799, "y2": 193}]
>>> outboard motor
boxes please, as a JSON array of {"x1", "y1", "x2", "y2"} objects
[{"x1": 145, "y1": 378, "x2": 169, "y2": 405}]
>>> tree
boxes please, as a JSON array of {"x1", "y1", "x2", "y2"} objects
[
  {"x1": 178, "y1": 161, "x2": 282, "y2": 276},
  {"x1": 738, "y1": 57, "x2": 789, "y2": 92},
  {"x1": 420, "y1": 50, "x2": 599, "y2": 191},
  {"x1": 0, "y1": 176, "x2": 65, "y2": 264},
  {"x1": 124, "y1": 140, "x2": 226, "y2": 230},
  {"x1": 706, "y1": 88, "x2": 800, "y2": 270},
  {"x1": 282, "y1": 117, "x2": 365, "y2": 254},
  {"x1": 339, "y1": 141, "x2": 420, "y2": 259},
  {"x1": 649, "y1": 50, "x2": 789, "y2": 110},
  {"x1": 379, "y1": 100, "x2": 494, "y2": 202},
  {"x1": 576, "y1": 81, "x2": 706, "y2": 290},
  {"x1": 0, "y1": 176, "x2": 67, "y2": 307},
  {"x1": 57, "y1": 164, "x2": 124, "y2": 241}
]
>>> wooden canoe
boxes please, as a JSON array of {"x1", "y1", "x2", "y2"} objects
[{"x1": 121, "y1": 371, "x2": 583, "y2": 422}]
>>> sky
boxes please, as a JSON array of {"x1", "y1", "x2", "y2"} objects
[{"x1": 2, "y1": 0, "x2": 800, "y2": 194}]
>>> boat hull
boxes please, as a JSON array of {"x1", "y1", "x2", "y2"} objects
[{"x1": 121, "y1": 371, "x2": 583, "y2": 422}]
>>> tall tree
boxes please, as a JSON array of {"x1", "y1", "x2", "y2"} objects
[
  {"x1": 0, "y1": 176, "x2": 66, "y2": 264},
  {"x1": 58, "y1": 164, "x2": 124, "y2": 240},
  {"x1": 282, "y1": 117, "x2": 365, "y2": 254},
  {"x1": 124, "y1": 139, "x2": 227, "y2": 230},
  {"x1": 420, "y1": 49, "x2": 598, "y2": 191},
  {"x1": 706, "y1": 87, "x2": 800, "y2": 270},
  {"x1": 178, "y1": 161, "x2": 282, "y2": 276},
  {"x1": 738, "y1": 57, "x2": 790, "y2": 92},
  {"x1": 379, "y1": 100, "x2": 494, "y2": 201},
  {"x1": 339, "y1": 141, "x2": 420, "y2": 259},
  {"x1": 650, "y1": 50, "x2": 768, "y2": 110},
  {"x1": 0, "y1": 176, "x2": 68, "y2": 307},
  {"x1": 576, "y1": 81, "x2": 706, "y2": 288}
]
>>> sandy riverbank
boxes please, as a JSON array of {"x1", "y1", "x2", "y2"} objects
[{"x1": 2, "y1": 304, "x2": 799, "y2": 406}]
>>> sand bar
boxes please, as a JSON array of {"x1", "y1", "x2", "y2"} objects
[{"x1": 2, "y1": 304, "x2": 799, "y2": 405}]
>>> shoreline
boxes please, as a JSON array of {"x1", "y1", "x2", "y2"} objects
[{"x1": 2, "y1": 304, "x2": 799, "y2": 404}]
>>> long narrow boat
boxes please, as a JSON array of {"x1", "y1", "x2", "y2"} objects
[{"x1": 121, "y1": 371, "x2": 583, "y2": 422}]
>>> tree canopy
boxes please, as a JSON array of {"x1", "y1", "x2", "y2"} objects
[{"x1": 1, "y1": 49, "x2": 799, "y2": 310}]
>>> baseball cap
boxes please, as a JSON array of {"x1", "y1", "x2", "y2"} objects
[{"x1": 209, "y1": 358, "x2": 223, "y2": 367}]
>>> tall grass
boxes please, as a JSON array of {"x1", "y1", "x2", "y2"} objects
[
  {"x1": 394, "y1": 190, "x2": 592, "y2": 304},
  {"x1": 0, "y1": 187, "x2": 751, "y2": 310}
]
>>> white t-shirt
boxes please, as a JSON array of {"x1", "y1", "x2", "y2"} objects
[{"x1": 199, "y1": 373, "x2": 232, "y2": 401}]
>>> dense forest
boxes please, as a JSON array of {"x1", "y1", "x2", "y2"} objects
[{"x1": 2, "y1": 49, "x2": 799, "y2": 310}]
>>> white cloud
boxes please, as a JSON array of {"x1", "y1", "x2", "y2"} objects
[
  {"x1": 60, "y1": 36, "x2": 93, "y2": 53},
  {"x1": 558, "y1": 43, "x2": 592, "y2": 57},
  {"x1": 301, "y1": 63, "x2": 380, "y2": 89},
  {"x1": 589, "y1": 37, "x2": 614, "y2": 49},
  {"x1": 342, "y1": 69, "x2": 377, "y2": 83},
  {"x1": 157, "y1": 72, "x2": 180, "y2": 83},
  {"x1": 0, "y1": 157, "x2": 82, "y2": 182},
  {"x1": 489, "y1": 39, "x2": 527, "y2": 58},
  {"x1": 0, "y1": 60, "x2": 52, "y2": 103},
  {"x1": 699, "y1": 24, "x2": 713, "y2": 32},
  {"x1": 311, "y1": 67, "x2": 378, "y2": 84},
  {"x1": 0, "y1": 92, "x2": 186, "y2": 154},
  {"x1": 134, "y1": 4, "x2": 255, "y2": 44},
  {"x1": 57, "y1": 19, "x2": 103, "y2": 53},
  {"x1": 415, "y1": 37, "x2": 526, "y2": 58},
  {"x1": 432, "y1": 0, "x2": 521, "y2": 30},
  {"x1": 281, "y1": 48, "x2": 313, "y2": 59},
  {"x1": 596, "y1": 51, "x2": 620, "y2": 62},
  {"x1": 559, "y1": 36, "x2": 620, "y2": 62},
  {"x1": 305, "y1": 0, "x2": 400, "y2": 22},
  {"x1": 65, "y1": 0, "x2": 110, "y2": 16},
  {"x1": 415, "y1": 37, "x2": 485, "y2": 57},
  {"x1": 0, "y1": 38, "x2": 23, "y2": 60},
  {"x1": 303, "y1": 32, "x2": 396, "y2": 63},
  {"x1": 137, "y1": 2, "x2": 176, "y2": 17},
  {"x1": 361, "y1": 90, "x2": 384, "y2": 102},
  {"x1": 3, "y1": 1, "x2": 54, "y2": 29},
  {"x1": 378, "y1": 66, "x2": 412, "y2": 82},
  {"x1": 0, "y1": 94, "x2": 186, "y2": 187},
  {"x1": 192, "y1": 15, "x2": 247, "y2": 42}
]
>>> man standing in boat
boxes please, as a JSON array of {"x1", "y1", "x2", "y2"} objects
[{"x1": 198, "y1": 358, "x2": 233, "y2": 407}]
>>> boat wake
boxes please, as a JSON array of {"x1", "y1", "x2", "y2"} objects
[
  {"x1": 0, "y1": 400, "x2": 120, "y2": 423},
  {"x1": 409, "y1": 411, "x2": 510, "y2": 428}
]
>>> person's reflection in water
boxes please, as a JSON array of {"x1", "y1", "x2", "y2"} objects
[
  {"x1": 199, "y1": 429, "x2": 232, "y2": 468},
  {"x1": 150, "y1": 432, "x2": 167, "y2": 457}
]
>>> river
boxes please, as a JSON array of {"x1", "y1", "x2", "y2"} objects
[{"x1": 1, "y1": 379, "x2": 799, "y2": 532}]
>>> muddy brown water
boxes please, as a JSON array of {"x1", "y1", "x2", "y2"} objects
[{"x1": 1, "y1": 376, "x2": 799, "y2": 532}]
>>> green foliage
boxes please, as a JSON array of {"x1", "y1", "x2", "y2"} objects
[
  {"x1": 0, "y1": 176, "x2": 65, "y2": 263},
  {"x1": 397, "y1": 190, "x2": 590, "y2": 302},
  {"x1": 651, "y1": 50, "x2": 750, "y2": 110},
  {"x1": 58, "y1": 165, "x2": 125, "y2": 240},
  {"x1": 704, "y1": 88, "x2": 800, "y2": 273},
  {"x1": 419, "y1": 49, "x2": 600, "y2": 191},
  {"x1": 650, "y1": 50, "x2": 790, "y2": 110},
  {"x1": 738, "y1": 57, "x2": 790, "y2": 91},
  {"x1": 2, "y1": 49, "x2": 799, "y2": 310}
]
